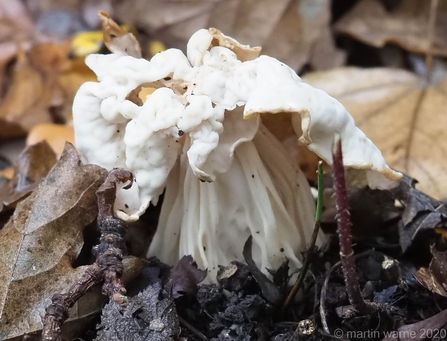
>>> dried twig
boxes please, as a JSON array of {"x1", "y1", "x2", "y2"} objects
[
  {"x1": 332, "y1": 138, "x2": 377, "y2": 313},
  {"x1": 178, "y1": 316, "x2": 209, "y2": 341},
  {"x1": 319, "y1": 250, "x2": 376, "y2": 335},
  {"x1": 282, "y1": 162, "x2": 324, "y2": 311},
  {"x1": 42, "y1": 169, "x2": 133, "y2": 341}
]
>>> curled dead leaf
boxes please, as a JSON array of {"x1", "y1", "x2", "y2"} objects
[
  {"x1": 166, "y1": 255, "x2": 207, "y2": 299},
  {"x1": 98, "y1": 10, "x2": 141, "y2": 58}
]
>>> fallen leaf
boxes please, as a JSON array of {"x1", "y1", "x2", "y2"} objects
[
  {"x1": 381, "y1": 308, "x2": 447, "y2": 341},
  {"x1": 0, "y1": 143, "x2": 107, "y2": 339},
  {"x1": 57, "y1": 58, "x2": 97, "y2": 119},
  {"x1": 414, "y1": 267, "x2": 447, "y2": 297},
  {"x1": 242, "y1": 236, "x2": 282, "y2": 306},
  {"x1": 303, "y1": 67, "x2": 447, "y2": 199},
  {"x1": 373, "y1": 285, "x2": 399, "y2": 304},
  {"x1": 166, "y1": 255, "x2": 207, "y2": 299},
  {"x1": 428, "y1": 246, "x2": 447, "y2": 290},
  {"x1": 115, "y1": 0, "x2": 214, "y2": 34},
  {"x1": 115, "y1": 0, "x2": 344, "y2": 71},
  {"x1": 95, "y1": 281, "x2": 180, "y2": 341},
  {"x1": 26, "y1": 124, "x2": 75, "y2": 158},
  {"x1": 0, "y1": 1, "x2": 58, "y2": 106},
  {"x1": 390, "y1": 174, "x2": 447, "y2": 252},
  {"x1": 3, "y1": 140, "x2": 57, "y2": 207},
  {"x1": 335, "y1": 0, "x2": 447, "y2": 56},
  {"x1": 261, "y1": 0, "x2": 345, "y2": 71},
  {"x1": 28, "y1": 42, "x2": 71, "y2": 75},
  {"x1": 70, "y1": 30, "x2": 105, "y2": 57},
  {"x1": 211, "y1": 0, "x2": 291, "y2": 47},
  {"x1": 28, "y1": 42, "x2": 76, "y2": 122},
  {"x1": 0, "y1": 50, "x2": 53, "y2": 139},
  {"x1": 0, "y1": 0, "x2": 35, "y2": 66},
  {"x1": 217, "y1": 261, "x2": 256, "y2": 293},
  {"x1": 217, "y1": 262, "x2": 239, "y2": 281},
  {"x1": 0, "y1": 167, "x2": 13, "y2": 179},
  {"x1": 98, "y1": 10, "x2": 142, "y2": 58}
]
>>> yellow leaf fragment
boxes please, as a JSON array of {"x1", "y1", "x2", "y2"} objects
[{"x1": 70, "y1": 30, "x2": 104, "y2": 57}]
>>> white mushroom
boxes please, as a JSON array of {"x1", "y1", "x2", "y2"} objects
[{"x1": 73, "y1": 28, "x2": 402, "y2": 281}]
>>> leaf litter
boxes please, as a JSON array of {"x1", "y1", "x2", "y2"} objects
[
  {"x1": 2, "y1": 1, "x2": 447, "y2": 340},
  {"x1": 303, "y1": 67, "x2": 447, "y2": 200}
]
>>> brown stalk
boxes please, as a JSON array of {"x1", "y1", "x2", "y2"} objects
[
  {"x1": 41, "y1": 169, "x2": 132, "y2": 341},
  {"x1": 332, "y1": 138, "x2": 377, "y2": 313}
]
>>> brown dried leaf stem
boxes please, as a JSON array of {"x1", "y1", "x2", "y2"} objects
[
  {"x1": 42, "y1": 169, "x2": 133, "y2": 341},
  {"x1": 332, "y1": 138, "x2": 377, "y2": 314}
]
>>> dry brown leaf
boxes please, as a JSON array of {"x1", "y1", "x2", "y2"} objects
[
  {"x1": 381, "y1": 308, "x2": 447, "y2": 341},
  {"x1": 261, "y1": 0, "x2": 345, "y2": 71},
  {"x1": 303, "y1": 67, "x2": 447, "y2": 199},
  {"x1": 2, "y1": 141, "x2": 57, "y2": 209},
  {"x1": 414, "y1": 267, "x2": 447, "y2": 297},
  {"x1": 27, "y1": 124, "x2": 75, "y2": 157},
  {"x1": 115, "y1": 0, "x2": 215, "y2": 34},
  {"x1": 98, "y1": 10, "x2": 142, "y2": 58},
  {"x1": 335, "y1": 0, "x2": 447, "y2": 56},
  {"x1": 0, "y1": 0, "x2": 35, "y2": 65},
  {"x1": 0, "y1": 143, "x2": 107, "y2": 338},
  {"x1": 57, "y1": 58, "x2": 97, "y2": 119},
  {"x1": 0, "y1": 167, "x2": 13, "y2": 179},
  {"x1": 28, "y1": 43, "x2": 71, "y2": 75},
  {"x1": 0, "y1": 41, "x2": 79, "y2": 138},
  {"x1": 0, "y1": 50, "x2": 53, "y2": 139},
  {"x1": 214, "y1": 0, "x2": 291, "y2": 46},
  {"x1": 115, "y1": 0, "x2": 344, "y2": 71}
]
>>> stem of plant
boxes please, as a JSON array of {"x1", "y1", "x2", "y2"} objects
[
  {"x1": 282, "y1": 161, "x2": 324, "y2": 311},
  {"x1": 332, "y1": 137, "x2": 377, "y2": 313},
  {"x1": 41, "y1": 169, "x2": 132, "y2": 341}
]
